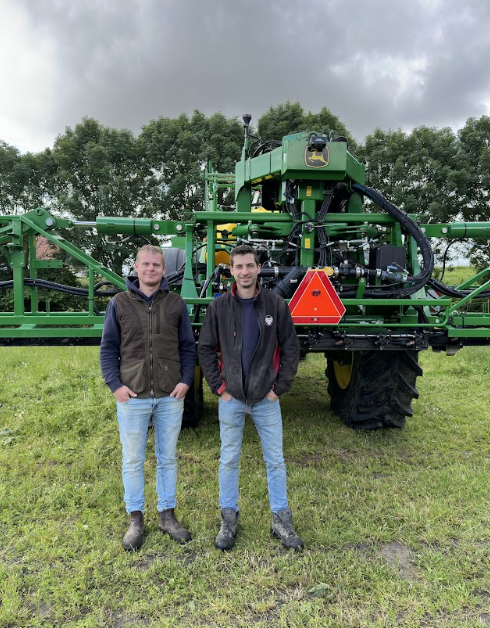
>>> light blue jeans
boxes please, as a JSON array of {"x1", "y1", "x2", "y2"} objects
[
  {"x1": 218, "y1": 396, "x2": 289, "y2": 514},
  {"x1": 116, "y1": 396, "x2": 184, "y2": 513}
]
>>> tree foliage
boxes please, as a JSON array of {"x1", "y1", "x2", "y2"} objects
[
  {"x1": 0, "y1": 142, "x2": 53, "y2": 214},
  {"x1": 360, "y1": 126, "x2": 460, "y2": 221},
  {"x1": 456, "y1": 116, "x2": 490, "y2": 268},
  {"x1": 0, "y1": 142, "x2": 23, "y2": 214},
  {"x1": 1, "y1": 103, "x2": 490, "y2": 276},
  {"x1": 258, "y1": 101, "x2": 357, "y2": 150},
  {"x1": 361, "y1": 120, "x2": 490, "y2": 268},
  {"x1": 48, "y1": 118, "x2": 144, "y2": 275},
  {"x1": 139, "y1": 111, "x2": 243, "y2": 219}
]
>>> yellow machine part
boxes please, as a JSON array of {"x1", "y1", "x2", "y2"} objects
[
  {"x1": 201, "y1": 223, "x2": 236, "y2": 265},
  {"x1": 202, "y1": 208, "x2": 271, "y2": 265},
  {"x1": 333, "y1": 361, "x2": 353, "y2": 390}
]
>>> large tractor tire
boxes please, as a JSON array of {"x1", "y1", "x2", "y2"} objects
[
  {"x1": 182, "y1": 366, "x2": 204, "y2": 429},
  {"x1": 326, "y1": 350, "x2": 422, "y2": 430}
]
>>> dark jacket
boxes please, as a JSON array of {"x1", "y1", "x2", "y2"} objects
[
  {"x1": 100, "y1": 276, "x2": 196, "y2": 397},
  {"x1": 198, "y1": 283, "x2": 300, "y2": 404}
]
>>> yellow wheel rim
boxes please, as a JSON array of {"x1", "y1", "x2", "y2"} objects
[{"x1": 333, "y1": 360, "x2": 353, "y2": 390}]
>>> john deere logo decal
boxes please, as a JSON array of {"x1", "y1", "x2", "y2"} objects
[{"x1": 305, "y1": 146, "x2": 329, "y2": 168}]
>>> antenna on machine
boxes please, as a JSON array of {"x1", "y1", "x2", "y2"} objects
[{"x1": 242, "y1": 114, "x2": 252, "y2": 139}]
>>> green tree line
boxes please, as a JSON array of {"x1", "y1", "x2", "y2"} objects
[{"x1": 1, "y1": 102, "x2": 490, "y2": 276}]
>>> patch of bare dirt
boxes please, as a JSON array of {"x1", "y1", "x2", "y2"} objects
[{"x1": 380, "y1": 541, "x2": 419, "y2": 581}]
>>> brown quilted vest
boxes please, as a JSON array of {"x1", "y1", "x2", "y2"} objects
[{"x1": 114, "y1": 289, "x2": 183, "y2": 397}]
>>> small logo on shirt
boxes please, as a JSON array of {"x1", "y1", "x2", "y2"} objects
[{"x1": 265, "y1": 315, "x2": 273, "y2": 326}]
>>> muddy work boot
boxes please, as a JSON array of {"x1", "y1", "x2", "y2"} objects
[
  {"x1": 159, "y1": 508, "x2": 191, "y2": 544},
  {"x1": 215, "y1": 508, "x2": 238, "y2": 551},
  {"x1": 271, "y1": 509, "x2": 304, "y2": 550},
  {"x1": 122, "y1": 511, "x2": 145, "y2": 551}
]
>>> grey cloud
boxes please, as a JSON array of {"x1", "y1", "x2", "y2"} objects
[{"x1": 13, "y1": 0, "x2": 490, "y2": 145}]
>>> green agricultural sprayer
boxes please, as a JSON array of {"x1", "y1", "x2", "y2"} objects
[{"x1": 2, "y1": 115, "x2": 490, "y2": 429}]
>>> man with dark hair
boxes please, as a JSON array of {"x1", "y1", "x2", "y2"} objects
[
  {"x1": 101, "y1": 245, "x2": 196, "y2": 551},
  {"x1": 198, "y1": 244, "x2": 303, "y2": 550}
]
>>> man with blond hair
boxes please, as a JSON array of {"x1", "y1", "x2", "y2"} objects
[{"x1": 101, "y1": 245, "x2": 195, "y2": 551}]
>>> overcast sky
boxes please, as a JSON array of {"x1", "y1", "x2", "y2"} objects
[{"x1": 1, "y1": 0, "x2": 490, "y2": 154}]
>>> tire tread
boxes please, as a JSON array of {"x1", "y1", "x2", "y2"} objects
[{"x1": 327, "y1": 350, "x2": 421, "y2": 430}]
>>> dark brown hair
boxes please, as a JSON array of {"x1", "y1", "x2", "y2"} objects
[{"x1": 230, "y1": 244, "x2": 260, "y2": 266}]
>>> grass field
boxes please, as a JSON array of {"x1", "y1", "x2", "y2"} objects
[{"x1": 1, "y1": 344, "x2": 490, "y2": 627}]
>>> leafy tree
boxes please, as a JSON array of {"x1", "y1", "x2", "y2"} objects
[
  {"x1": 360, "y1": 126, "x2": 460, "y2": 222},
  {"x1": 2, "y1": 112, "x2": 243, "y2": 281},
  {"x1": 3, "y1": 105, "x2": 490, "y2": 278},
  {"x1": 17, "y1": 149, "x2": 58, "y2": 211},
  {"x1": 257, "y1": 101, "x2": 357, "y2": 149},
  {"x1": 0, "y1": 144, "x2": 60, "y2": 310},
  {"x1": 202, "y1": 112, "x2": 245, "y2": 209},
  {"x1": 139, "y1": 111, "x2": 208, "y2": 220},
  {"x1": 456, "y1": 116, "x2": 490, "y2": 269},
  {"x1": 0, "y1": 142, "x2": 57, "y2": 215},
  {"x1": 257, "y1": 102, "x2": 306, "y2": 142},
  {"x1": 139, "y1": 110, "x2": 243, "y2": 218},
  {"x1": 0, "y1": 141, "x2": 23, "y2": 213},
  {"x1": 48, "y1": 118, "x2": 144, "y2": 275}
]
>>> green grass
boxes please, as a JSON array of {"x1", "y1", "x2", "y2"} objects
[
  {"x1": 1, "y1": 346, "x2": 490, "y2": 627},
  {"x1": 436, "y1": 265, "x2": 476, "y2": 286}
]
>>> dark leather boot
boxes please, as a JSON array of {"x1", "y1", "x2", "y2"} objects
[
  {"x1": 122, "y1": 511, "x2": 144, "y2": 551},
  {"x1": 271, "y1": 509, "x2": 304, "y2": 549},
  {"x1": 159, "y1": 508, "x2": 191, "y2": 544},
  {"x1": 215, "y1": 508, "x2": 238, "y2": 550}
]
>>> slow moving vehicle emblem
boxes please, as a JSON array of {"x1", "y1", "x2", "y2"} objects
[{"x1": 289, "y1": 270, "x2": 345, "y2": 324}]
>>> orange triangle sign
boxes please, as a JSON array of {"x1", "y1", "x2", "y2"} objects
[{"x1": 288, "y1": 270, "x2": 345, "y2": 324}]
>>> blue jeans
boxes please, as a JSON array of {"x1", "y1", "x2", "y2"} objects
[
  {"x1": 116, "y1": 396, "x2": 184, "y2": 513},
  {"x1": 218, "y1": 396, "x2": 289, "y2": 514}
]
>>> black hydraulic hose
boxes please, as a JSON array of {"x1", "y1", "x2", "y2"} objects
[
  {"x1": 349, "y1": 183, "x2": 435, "y2": 298},
  {"x1": 317, "y1": 183, "x2": 336, "y2": 266},
  {"x1": 252, "y1": 140, "x2": 282, "y2": 157},
  {"x1": 272, "y1": 181, "x2": 303, "y2": 264},
  {"x1": 199, "y1": 266, "x2": 222, "y2": 298},
  {"x1": 414, "y1": 305, "x2": 430, "y2": 324},
  {"x1": 429, "y1": 277, "x2": 490, "y2": 299},
  {"x1": 0, "y1": 278, "x2": 122, "y2": 297},
  {"x1": 270, "y1": 267, "x2": 305, "y2": 299},
  {"x1": 166, "y1": 269, "x2": 185, "y2": 286},
  {"x1": 340, "y1": 267, "x2": 406, "y2": 283},
  {"x1": 94, "y1": 280, "x2": 123, "y2": 292},
  {"x1": 259, "y1": 267, "x2": 295, "y2": 278}
]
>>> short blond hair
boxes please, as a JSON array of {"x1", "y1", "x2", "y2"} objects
[{"x1": 135, "y1": 245, "x2": 165, "y2": 265}]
